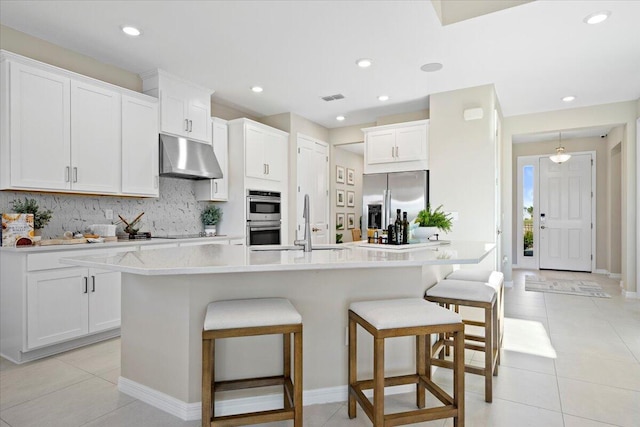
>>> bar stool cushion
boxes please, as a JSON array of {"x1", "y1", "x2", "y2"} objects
[
  {"x1": 446, "y1": 269, "x2": 504, "y2": 292},
  {"x1": 204, "y1": 298, "x2": 302, "y2": 331},
  {"x1": 349, "y1": 298, "x2": 461, "y2": 329},
  {"x1": 426, "y1": 279, "x2": 496, "y2": 303}
]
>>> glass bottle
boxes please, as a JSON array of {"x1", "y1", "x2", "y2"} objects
[
  {"x1": 402, "y1": 211, "x2": 409, "y2": 244},
  {"x1": 394, "y1": 209, "x2": 402, "y2": 245}
]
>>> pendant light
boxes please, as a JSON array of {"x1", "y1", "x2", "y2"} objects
[{"x1": 549, "y1": 131, "x2": 571, "y2": 164}]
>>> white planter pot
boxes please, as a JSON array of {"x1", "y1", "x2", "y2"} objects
[
  {"x1": 413, "y1": 226, "x2": 439, "y2": 242},
  {"x1": 204, "y1": 225, "x2": 217, "y2": 237}
]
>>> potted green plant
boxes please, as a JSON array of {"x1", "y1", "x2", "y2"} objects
[
  {"x1": 414, "y1": 204, "x2": 452, "y2": 241},
  {"x1": 201, "y1": 204, "x2": 222, "y2": 236},
  {"x1": 11, "y1": 198, "x2": 53, "y2": 236}
]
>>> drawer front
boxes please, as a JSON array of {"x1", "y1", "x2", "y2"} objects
[{"x1": 27, "y1": 246, "x2": 134, "y2": 272}]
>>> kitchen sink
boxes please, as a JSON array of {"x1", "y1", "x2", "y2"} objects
[{"x1": 249, "y1": 244, "x2": 348, "y2": 251}]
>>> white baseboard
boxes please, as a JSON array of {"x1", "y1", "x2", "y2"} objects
[
  {"x1": 118, "y1": 377, "x2": 415, "y2": 421},
  {"x1": 622, "y1": 290, "x2": 638, "y2": 299},
  {"x1": 594, "y1": 269, "x2": 608, "y2": 275},
  {"x1": 608, "y1": 273, "x2": 622, "y2": 280}
]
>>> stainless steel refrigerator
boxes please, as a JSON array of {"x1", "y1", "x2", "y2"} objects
[{"x1": 362, "y1": 171, "x2": 429, "y2": 231}]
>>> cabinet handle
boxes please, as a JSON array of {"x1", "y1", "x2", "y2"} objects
[
  {"x1": 266, "y1": 164, "x2": 269, "y2": 175},
  {"x1": 185, "y1": 119, "x2": 189, "y2": 132},
  {"x1": 83, "y1": 277, "x2": 88, "y2": 294},
  {"x1": 189, "y1": 120, "x2": 193, "y2": 132},
  {"x1": 65, "y1": 166, "x2": 70, "y2": 182},
  {"x1": 91, "y1": 276, "x2": 96, "y2": 292},
  {"x1": 395, "y1": 147, "x2": 399, "y2": 157},
  {"x1": 391, "y1": 147, "x2": 394, "y2": 158},
  {"x1": 73, "y1": 167, "x2": 78, "y2": 183},
  {"x1": 214, "y1": 181, "x2": 218, "y2": 193}
]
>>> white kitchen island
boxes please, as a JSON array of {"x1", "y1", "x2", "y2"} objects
[{"x1": 62, "y1": 241, "x2": 494, "y2": 420}]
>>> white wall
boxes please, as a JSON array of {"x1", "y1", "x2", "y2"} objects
[
  {"x1": 503, "y1": 101, "x2": 637, "y2": 294},
  {"x1": 429, "y1": 85, "x2": 498, "y2": 269},
  {"x1": 331, "y1": 147, "x2": 364, "y2": 243}
]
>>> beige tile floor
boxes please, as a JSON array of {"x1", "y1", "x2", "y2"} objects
[{"x1": 1, "y1": 269, "x2": 638, "y2": 426}]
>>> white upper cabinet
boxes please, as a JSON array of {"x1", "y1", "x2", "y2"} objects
[
  {"x1": 122, "y1": 94, "x2": 159, "y2": 197},
  {"x1": 0, "y1": 51, "x2": 159, "y2": 197},
  {"x1": 244, "y1": 122, "x2": 287, "y2": 182},
  {"x1": 195, "y1": 117, "x2": 229, "y2": 201},
  {"x1": 141, "y1": 69, "x2": 212, "y2": 144},
  {"x1": 70, "y1": 81, "x2": 121, "y2": 194},
  {"x1": 363, "y1": 120, "x2": 429, "y2": 174},
  {"x1": 5, "y1": 61, "x2": 71, "y2": 190}
]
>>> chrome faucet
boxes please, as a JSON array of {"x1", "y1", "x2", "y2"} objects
[{"x1": 294, "y1": 194, "x2": 312, "y2": 252}]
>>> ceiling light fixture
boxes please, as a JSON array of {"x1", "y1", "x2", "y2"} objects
[
  {"x1": 336, "y1": 115, "x2": 346, "y2": 121},
  {"x1": 121, "y1": 26, "x2": 141, "y2": 36},
  {"x1": 549, "y1": 132, "x2": 571, "y2": 164},
  {"x1": 251, "y1": 86, "x2": 263, "y2": 93},
  {"x1": 378, "y1": 95, "x2": 389, "y2": 101},
  {"x1": 562, "y1": 95, "x2": 576, "y2": 102},
  {"x1": 420, "y1": 62, "x2": 443, "y2": 72},
  {"x1": 356, "y1": 58, "x2": 372, "y2": 68},
  {"x1": 584, "y1": 11, "x2": 611, "y2": 25}
]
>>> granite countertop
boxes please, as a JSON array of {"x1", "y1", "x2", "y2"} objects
[
  {"x1": 60, "y1": 241, "x2": 496, "y2": 275},
  {"x1": 0, "y1": 235, "x2": 243, "y2": 253}
]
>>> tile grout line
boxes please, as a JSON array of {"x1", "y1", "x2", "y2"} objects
[
  {"x1": 77, "y1": 398, "x2": 140, "y2": 427},
  {"x1": 0, "y1": 376, "x2": 95, "y2": 413}
]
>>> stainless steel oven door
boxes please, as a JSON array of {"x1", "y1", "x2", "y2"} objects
[
  {"x1": 246, "y1": 191, "x2": 281, "y2": 222},
  {"x1": 246, "y1": 221, "x2": 281, "y2": 246}
]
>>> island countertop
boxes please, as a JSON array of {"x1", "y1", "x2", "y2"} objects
[{"x1": 61, "y1": 241, "x2": 496, "y2": 275}]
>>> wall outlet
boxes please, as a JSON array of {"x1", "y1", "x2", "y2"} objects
[{"x1": 105, "y1": 209, "x2": 113, "y2": 220}]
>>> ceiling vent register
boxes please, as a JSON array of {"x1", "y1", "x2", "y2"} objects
[{"x1": 321, "y1": 94, "x2": 345, "y2": 102}]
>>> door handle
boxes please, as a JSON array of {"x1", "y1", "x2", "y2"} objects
[
  {"x1": 540, "y1": 225, "x2": 546, "y2": 229},
  {"x1": 91, "y1": 276, "x2": 95, "y2": 292},
  {"x1": 83, "y1": 277, "x2": 88, "y2": 294},
  {"x1": 312, "y1": 227, "x2": 320, "y2": 232}
]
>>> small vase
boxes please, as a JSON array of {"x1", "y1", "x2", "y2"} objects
[
  {"x1": 413, "y1": 226, "x2": 438, "y2": 242},
  {"x1": 204, "y1": 225, "x2": 216, "y2": 237}
]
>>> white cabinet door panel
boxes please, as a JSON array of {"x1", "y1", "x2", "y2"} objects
[
  {"x1": 366, "y1": 129, "x2": 395, "y2": 164},
  {"x1": 70, "y1": 81, "x2": 121, "y2": 193},
  {"x1": 263, "y1": 132, "x2": 286, "y2": 182},
  {"x1": 88, "y1": 268, "x2": 121, "y2": 333},
  {"x1": 10, "y1": 62, "x2": 71, "y2": 190},
  {"x1": 27, "y1": 268, "x2": 88, "y2": 349},
  {"x1": 395, "y1": 125, "x2": 427, "y2": 162},
  {"x1": 187, "y1": 97, "x2": 210, "y2": 143},
  {"x1": 122, "y1": 95, "x2": 159, "y2": 196},
  {"x1": 160, "y1": 90, "x2": 188, "y2": 137},
  {"x1": 245, "y1": 125, "x2": 266, "y2": 179}
]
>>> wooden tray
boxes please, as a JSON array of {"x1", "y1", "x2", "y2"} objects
[{"x1": 39, "y1": 238, "x2": 88, "y2": 246}]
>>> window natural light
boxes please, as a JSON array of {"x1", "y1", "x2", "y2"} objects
[{"x1": 502, "y1": 317, "x2": 557, "y2": 359}]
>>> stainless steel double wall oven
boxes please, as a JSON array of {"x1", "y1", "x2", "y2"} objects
[{"x1": 246, "y1": 190, "x2": 281, "y2": 245}]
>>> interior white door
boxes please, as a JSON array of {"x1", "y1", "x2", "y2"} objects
[
  {"x1": 297, "y1": 135, "x2": 329, "y2": 244},
  {"x1": 539, "y1": 154, "x2": 593, "y2": 271}
]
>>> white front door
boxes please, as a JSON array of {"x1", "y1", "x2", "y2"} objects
[
  {"x1": 539, "y1": 153, "x2": 593, "y2": 271},
  {"x1": 297, "y1": 134, "x2": 329, "y2": 244}
]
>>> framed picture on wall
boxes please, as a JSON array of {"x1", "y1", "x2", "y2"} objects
[
  {"x1": 347, "y1": 213, "x2": 355, "y2": 229},
  {"x1": 336, "y1": 189, "x2": 345, "y2": 207},
  {"x1": 347, "y1": 168, "x2": 355, "y2": 185},
  {"x1": 336, "y1": 213, "x2": 345, "y2": 230},
  {"x1": 336, "y1": 166, "x2": 345, "y2": 184},
  {"x1": 347, "y1": 191, "x2": 355, "y2": 207}
]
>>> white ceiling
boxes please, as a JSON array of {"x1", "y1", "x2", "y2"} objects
[{"x1": 1, "y1": 1, "x2": 639, "y2": 129}]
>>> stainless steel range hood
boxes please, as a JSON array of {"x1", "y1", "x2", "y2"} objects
[{"x1": 159, "y1": 134, "x2": 222, "y2": 180}]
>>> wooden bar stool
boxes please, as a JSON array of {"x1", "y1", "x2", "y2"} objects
[
  {"x1": 202, "y1": 298, "x2": 302, "y2": 427},
  {"x1": 348, "y1": 298, "x2": 465, "y2": 427},
  {"x1": 425, "y1": 279, "x2": 499, "y2": 402},
  {"x1": 446, "y1": 270, "x2": 505, "y2": 351}
]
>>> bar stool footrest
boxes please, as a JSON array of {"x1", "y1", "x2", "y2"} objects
[
  {"x1": 211, "y1": 407, "x2": 295, "y2": 427},
  {"x1": 214, "y1": 375, "x2": 287, "y2": 392}
]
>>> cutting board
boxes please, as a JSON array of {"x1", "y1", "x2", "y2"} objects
[{"x1": 39, "y1": 238, "x2": 88, "y2": 246}]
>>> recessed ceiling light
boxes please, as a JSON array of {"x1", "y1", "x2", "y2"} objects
[
  {"x1": 420, "y1": 62, "x2": 443, "y2": 72},
  {"x1": 336, "y1": 115, "x2": 346, "y2": 121},
  {"x1": 121, "y1": 26, "x2": 141, "y2": 37},
  {"x1": 584, "y1": 11, "x2": 611, "y2": 24},
  {"x1": 251, "y1": 86, "x2": 263, "y2": 93},
  {"x1": 562, "y1": 95, "x2": 576, "y2": 102},
  {"x1": 356, "y1": 58, "x2": 372, "y2": 68},
  {"x1": 378, "y1": 95, "x2": 389, "y2": 101}
]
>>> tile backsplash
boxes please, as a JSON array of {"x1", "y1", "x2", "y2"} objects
[{"x1": 0, "y1": 177, "x2": 218, "y2": 238}]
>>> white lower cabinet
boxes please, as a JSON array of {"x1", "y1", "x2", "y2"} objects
[{"x1": 26, "y1": 266, "x2": 121, "y2": 349}]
